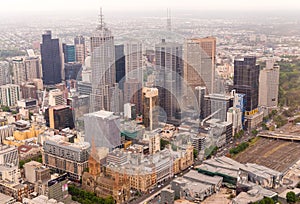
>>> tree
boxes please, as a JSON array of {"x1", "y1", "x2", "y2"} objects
[
  {"x1": 286, "y1": 191, "x2": 297, "y2": 203},
  {"x1": 160, "y1": 139, "x2": 170, "y2": 150},
  {"x1": 1, "y1": 106, "x2": 10, "y2": 112},
  {"x1": 193, "y1": 149, "x2": 198, "y2": 159}
]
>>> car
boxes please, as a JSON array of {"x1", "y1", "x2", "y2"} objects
[{"x1": 158, "y1": 185, "x2": 161, "y2": 188}]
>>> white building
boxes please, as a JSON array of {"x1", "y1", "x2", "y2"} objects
[
  {"x1": 259, "y1": 62, "x2": 280, "y2": 108},
  {"x1": 125, "y1": 41, "x2": 143, "y2": 82},
  {"x1": 48, "y1": 89, "x2": 64, "y2": 106},
  {"x1": 0, "y1": 84, "x2": 21, "y2": 107}
]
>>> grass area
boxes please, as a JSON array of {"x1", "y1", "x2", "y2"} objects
[{"x1": 68, "y1": 185, "x2": 115, "y2": 204}]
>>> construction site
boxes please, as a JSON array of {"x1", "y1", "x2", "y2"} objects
[{"x1": 234, "y1": 137, "x2": 300, "y2": 173}]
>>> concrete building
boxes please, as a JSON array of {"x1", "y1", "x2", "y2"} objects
[
  {"x1": 48, "y1": 89, "x2": 65, "y2": 106},
  {"x1": 0, "y1": 61, "x2": 11, "y2": 86},
  {"x1": 161, "y1": 189, "x2": 175, "y2": 204},
  {"x1": 191, "y1": 134, "x2": 206, "y2": 154},
  {"x1": 0, "y1": 145, "x2": 19, "y2": 167},
  {"x1": 74, "y1": 35, "x2": 86, "y2": 65},
  {"x1": 184, "y1": 37, "x2": 216, "y2": 95},
  {"x1": 259, "y1": 63, "x2": 280, "y2": 108},
  {"x1": 84, "y1": 110, "x2": 121, "y2": 150},
  {"x1": 124, "y1": 103, "x2": 136, "y2": 119},
  {"x1": 0, "y1": 84, "x2": 21, "y2": 107},
  {"x1": 183, "y1": 170, "x2": 223, "y2": 192},
  {"x1": 11, "y1": 58, "x2": 26, "y2": 85},
  {"x1": 204, "y1": 93, "x2": 233, "y2": 122},
  {"x1": 171, "y1": 177, "x2": 213, "y2": 202},
  {"x1": 143, "y1": 130, "x2": 160, "y2": 154},
  {"x1": 227, "y1": 107, "x2": 243, "y2": 135},
  {"x1": 24, "y1": 56, "x2": 41, "y2": 80},
  {"x1": 42, "y1": 136, "x2": 90, "y2": 180},
  {"x1": 142, "y1": 87, "x2": 159, "y2": 131}
]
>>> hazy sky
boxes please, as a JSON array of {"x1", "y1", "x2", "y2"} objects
[{"x1": 1, "y1": 0, "x2": 300, "y2": 14}]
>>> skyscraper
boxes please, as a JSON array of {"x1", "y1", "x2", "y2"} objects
[
  {"x1": 0, "y1": 61, "x2": 10, "y2": 86},
  {"x1": 90, "y1": 9, "x2": 116, "y2": 112},
  {"x1": 184, "y1": 37, "x2": 216, "y2": 95},
  {"x1": 63, "y1": 44, "x2": 76, "y2": 63},
  {"x1": 40, "y1": 31, "x2": 63, "y2": 85},
  {"x1": 142, "y1": 87, "x2": 159, "y2": 131},
  {"x1": 259, "y1": 62, "x2": 280, "y2": 108},
  {"x1": 125, "y1": 41, "x2": 143, "y2": 82},
  {"x1": 155, "y1": 39, "x2": 183, "y2": 121},
  {"x1": 115, "y1": 44, "x2": 125, "y2": 88},
  {"x1": 12, "y1": 57, "x2": 41, "y2": 85},
  {"x1": 233, "y1": 56, "x2": 260, "y2": 114},
  {"x1": 74, "y1": 35, "x2": 86, "y2": 65}
]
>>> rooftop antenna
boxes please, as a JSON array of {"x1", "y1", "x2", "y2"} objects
[
  {"x1": 98, "y1": 7, "x2": 105, "y2": 29},
  {"x1": 167, "y1": 8, "x2": 172, "y2": 32}
]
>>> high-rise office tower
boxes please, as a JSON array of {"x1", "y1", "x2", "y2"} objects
[
  {"x1": 155, "y1": 39, "x2": 183, "y2": 121},
  {"x1": 12, "y1": 58, "x2": 26, "y2": 85},
  {"x1": 40, "y1": 31, "x2": 63, "y2": 85},
  {"x1": 90, "y1": 9, "x2": 116, "y2": 112},
  {"x1": 24, "y1": 56, "x2": 41, "y2": 80},
  {"x1": 142, "y1": 87, "x2": 159, "y2": 131},
  {"x1": 12, "y1": 57, "x2": 41, "y2": 85},
  {"x1": 259, "y1": 62, "x2": 280, "y2": 108},
  {"x1": 184, "y1": 37, "x2": 216, "y2": 95},
  {"x1": 74, "y1": 35, "x2": 86, "y2": 65},
  {"x1": 233, "y1": 56, "x2": 260, "y2": 113},
  {"x1": 125, "y1": 41, "x2": 143, "y2": 83},
  {"x1": 115, "y1": 44, "x2": 125, "y2": 89},
  {"x1": 63, "y1": 44, "x2": 76, "y2": 63}
]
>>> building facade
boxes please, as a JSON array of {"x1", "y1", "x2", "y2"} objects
[
  {"x1": 42, "y1": 138, "x2": 90, "y2": 180},
  {"x1": 233, "y1": 57, "x2": 260, "y2": 114},
  {"x1": 0, "y1": 84, "x2": 21, "y2": 107},
  {"x1": 40, "y1": 30, "x2": 63, "y2": 85},
  {"x1": 155, "y1": 39, "x2": 183, "y2": 121}
]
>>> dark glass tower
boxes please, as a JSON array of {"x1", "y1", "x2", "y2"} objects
[
  {"x1": 63, "y1": 44, "x2": 76, "y2": 63},
  {"x1": 233, "y1": 56, "x2": 260, "y2": 112},
  {"x1": 115, "y1": 44, "x2": 125, "y2": 89},
  {"x1": 41, "y1": 31, "x2": 63, "y2": 85}
]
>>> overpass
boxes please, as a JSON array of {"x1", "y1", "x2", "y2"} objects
[{"x1": 259, "y1": 133, "x2": 300, "y2": 141}]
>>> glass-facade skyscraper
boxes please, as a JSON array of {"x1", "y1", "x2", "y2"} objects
[
  {"x1": 233, "y1": 56, "x2": 260, "y2": 113},
  {"x1": 40, "y1": 31, "x2": 63, "y2": 85}
]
